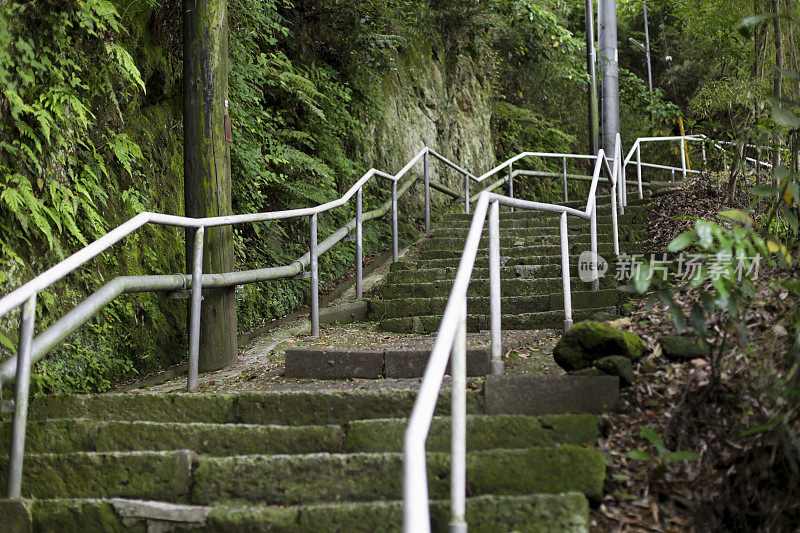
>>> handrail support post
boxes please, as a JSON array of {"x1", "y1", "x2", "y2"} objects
[
  {"x1": 636, "y1": 143, "x2": 643, "y2": 199},
  {"x1": 187, "y1": 226, "x2": 204, "y2": 392},
  {"x1": 590, "y1": 201, "x2": 599, "y2": 291},
  {"x1": 508, "y1": 163, "x2": 514, "y2": 212},
  {"x1": 464, "y1": 176, "x2": 470, "y2": 215},
  {"x1": 489, "y1": 200, "x2": 503, "y2": 375},
  {"x1": 310, "y1": 214, "x2": 320, "y2": 336},
  {"x1": 560, "y1": 214, "x2": 573, "y2": 331},
  {"x1": 7, "y1": 294, "x2": 37, "y2": 498},
  {"x1": 424, "y1": 151, "x2": 431, "y2": 235},
  {"x1": 356, "y1": 188, "x2": 363, "y2": 299},
  {"x1": 562, "y1": 157, "x2": 568, "y2": 202},
  {"x1": 449, "y1": 301, "x2": 468, "y2": 533},
  {"x1": 392, "y1": 182, "x2": 399, "y2": 262}
]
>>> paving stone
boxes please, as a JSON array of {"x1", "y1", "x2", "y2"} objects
[
  {"x1": 285, "y1": 349, "x2": 384, "y2": 378},
  {"x1": 384, "y1": 347, "x2": 490, "y2": 378},
  {"x1": 484, "y1": 375, "x2": 619, "y2": 415}
]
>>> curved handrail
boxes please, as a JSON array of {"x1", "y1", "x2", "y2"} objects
[{"x1": 403, "y1": 139, "x2": 621, "y2": 532}]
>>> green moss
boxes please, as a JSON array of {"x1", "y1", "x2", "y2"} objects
[
  {"x1": 554, "y1": 321, "x2": 646, "y2": 371},
  {"x1": 32, "y1": 499, "x2": 137, "y2": 533},
  {"x1": 345, "y1": 414, "x2": 599, "y2": 453},
  {"x1": 0, "y1": 451, "x2": 194, "y2": 501}
]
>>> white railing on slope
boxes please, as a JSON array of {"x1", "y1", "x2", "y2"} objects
[
  {"x1": 0, "y1": 145, "x2": 480, "y2": 499},
  {"x1": 403, "y1": 134, "x2": 624, "y2": 533}
]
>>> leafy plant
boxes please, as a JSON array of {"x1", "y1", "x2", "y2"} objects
[{"x1": 628, "y1": 425, "x2": 701, "y2": 465}]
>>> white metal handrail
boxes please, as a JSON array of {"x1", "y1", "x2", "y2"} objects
[
  {"x1": 403, "y1": 135, "x2": 624, "y2": 532},
  {"x1": 0, "y1": 145, "x2": 477, "y2": 499}
]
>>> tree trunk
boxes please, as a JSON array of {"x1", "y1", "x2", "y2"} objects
[
  {"x1": 183, "y1": 0, "x2": 237, "y2": 372},
  {"x1": 772, "y1": 0, "x2": 783, "y2": 170}
]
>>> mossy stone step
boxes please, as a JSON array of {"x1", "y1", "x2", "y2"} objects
[
  {"x1": 0, "y1": 447, "x2": 604, "y2": 504},
  {"x1": 386, "y1": 269, "x2": 618, "y2": 287},
  {"x1": 379, "y1": 277, "x2": 616, "y2": 299},
  {"x1": 378, "y1": 307, "x2": 616, "y2": 334},
  {"x1": 27, "y1": 390, "x2": 484, "y2": 426},
  {"x1": 443, "y1": 204, "x2": 646, "y2": 221},
  {"x1": 368, "y1": 290, "x2": 621, "y2": 319},
  {"x1": 433, "y1": 213, "x2": 639, "y2": 229},
  {"x1": 393, "y1": 252, "x2": 626, "y2": 270},
  {"x1": 418, "y1": 241, "x2": 617, "y2": 260},
  {"x1": 192, "y1": 446, "x2": 605, "y2": 505},
  {"x1": 430, "y1": 223, "x2": 644, "y2": 239},
  {"x1": 1, "y1": 414, "x2": 597, "y2": 456},
  {"x1": 7, "y1": 493, "x2": 590, "y2": 532},
  {"x1": 425, "y1": 234, "x2": 600, "y2": 249},
  {"x1": 345, "y1": 414, "x2": 599, "y2": 452}
]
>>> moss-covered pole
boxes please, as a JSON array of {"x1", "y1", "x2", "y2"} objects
[{"x1": 183, "y1": 0, "x2": 237, "y2": 371}]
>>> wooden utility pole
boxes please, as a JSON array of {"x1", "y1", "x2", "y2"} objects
[{"x1": 183, "y1": 0, "x2": 237, "y2": 372}]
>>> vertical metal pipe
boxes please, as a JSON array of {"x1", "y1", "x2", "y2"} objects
[
  {"x1": 643, "y1": 0, "x2": 653, "y2": 92},
  {"x1": 310, "y1": 214, "x2": 320, "y2": 337},
  {"x1": 562, "y1": 157, "x2": 568, "y2": 202},
  {"x1": 449, "y1": 302, "x2": 467, "y2": 533},
  {"x1": 489, "y1": 200, "x2": 503, "y2": 376},
  {"x1": 464, "y1": 176, "x2": 470, "y2": 215},
  {"x1": 508, "y1": 162, "x2": 514, "y2": 213},
  {"x1": 424, "y1": 151, "x2": 431, "y2": 235},
  {"x1": 356, "y1": 187, "x2": 363, "y2": 299},
  {"x1": 600, "y1": 0, "x2": 620, "y2": 156},
  {"x1": 611, "y1": 175, "x2": 620, "y2": 257},
  {"x1": 591, "y1": 201, "x2": 599, "y2": 291},
  {"x1": 7, "y1": 294, "x2": 37, "y2": 498},
  {"x1": 671, "y1": 168, "x2": 675, "y2": 181},
  {"x1": 585, "y1": 0, "x2": 600, "y2": 154},
  {"x1": 392, "y1": 181, "x2": 399, "y2": 262},
  {"x1": 187, "y1": 226, "x2": 204, "y2": 392},
  {"x1": 702, "y1": 144, "x2": 707, "y2": 163},
  {"x1": 560, "y1": 214, "x2": 573, "y2": 332},
  {"x1": 636, "y1": 142, "x2": 643, "y2": 199},
  {"x1": 680, "y1": 139, "x2": 687, "y2": 179}
]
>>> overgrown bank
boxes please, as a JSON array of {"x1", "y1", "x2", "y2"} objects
[{"x1": 0, "y1": 0, "x2": 671, "y2": 392}]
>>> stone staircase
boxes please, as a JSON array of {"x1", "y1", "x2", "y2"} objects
[
  {"x1": 0, "y1": 193, "x2": 653, "y2": 532},
  {"x1": 1, "y1": 389, "x2": 607, "y2": 531},
  {"x1": 370, "y1": 195, "x2": 648, "y2": 333}
]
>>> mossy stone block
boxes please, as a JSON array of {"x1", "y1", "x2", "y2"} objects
[
  {"x1": 660, "y1": 335, "x2": 710, "y2": 361},
  {"x1": 0, "y1": 450, "x2": 194, "y2": 501},
  {"x1": 345, "y1": 414, "x2": 599, "y2": 453},
  {"x1": 554, "y1": 321, "x2": 645, "y2": 371},
  {"x1": 594, "y1": 356, "x2": 635, "y2": 387}
]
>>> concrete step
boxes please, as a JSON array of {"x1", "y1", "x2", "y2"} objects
[
  {"x1": 27, "y1": 391, "x2": 483, "y2": 426},
  {"x1": 379, "y1": 277, "x2": 617, "y2": 299},
  {"x1": 368, "y1": 290, "x2": 621, "y2": 320},
  {"x1": 378, "y1": 307, "x2": 616, "y2": 334},
  {"x1": 1, "y1": 414, "x2": 598, "y2": 456},
  {"x1": 3, "y1": 493, "x2": 590, "y2": 532},
  {"x1": 0, "y1": 447, "x2": 604, "y2": 504}
]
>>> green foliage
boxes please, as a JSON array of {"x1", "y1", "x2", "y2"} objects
[
  {"x1": 628, "y1": 426, "x2": 701, "y2": 464},
  {"x1": 0, "y1": 0, "x2": 146, "y2": 258}
]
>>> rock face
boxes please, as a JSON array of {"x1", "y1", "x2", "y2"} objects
[
  {"x1": 362, "y1": 41, "x2": 495, "y2": 209},
  {"x1": 660, "y1": 335, "x2": 710, "y2": 361},
  {"x1": 553, "y1": 321, "x2": 645, "y2": 371}
]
